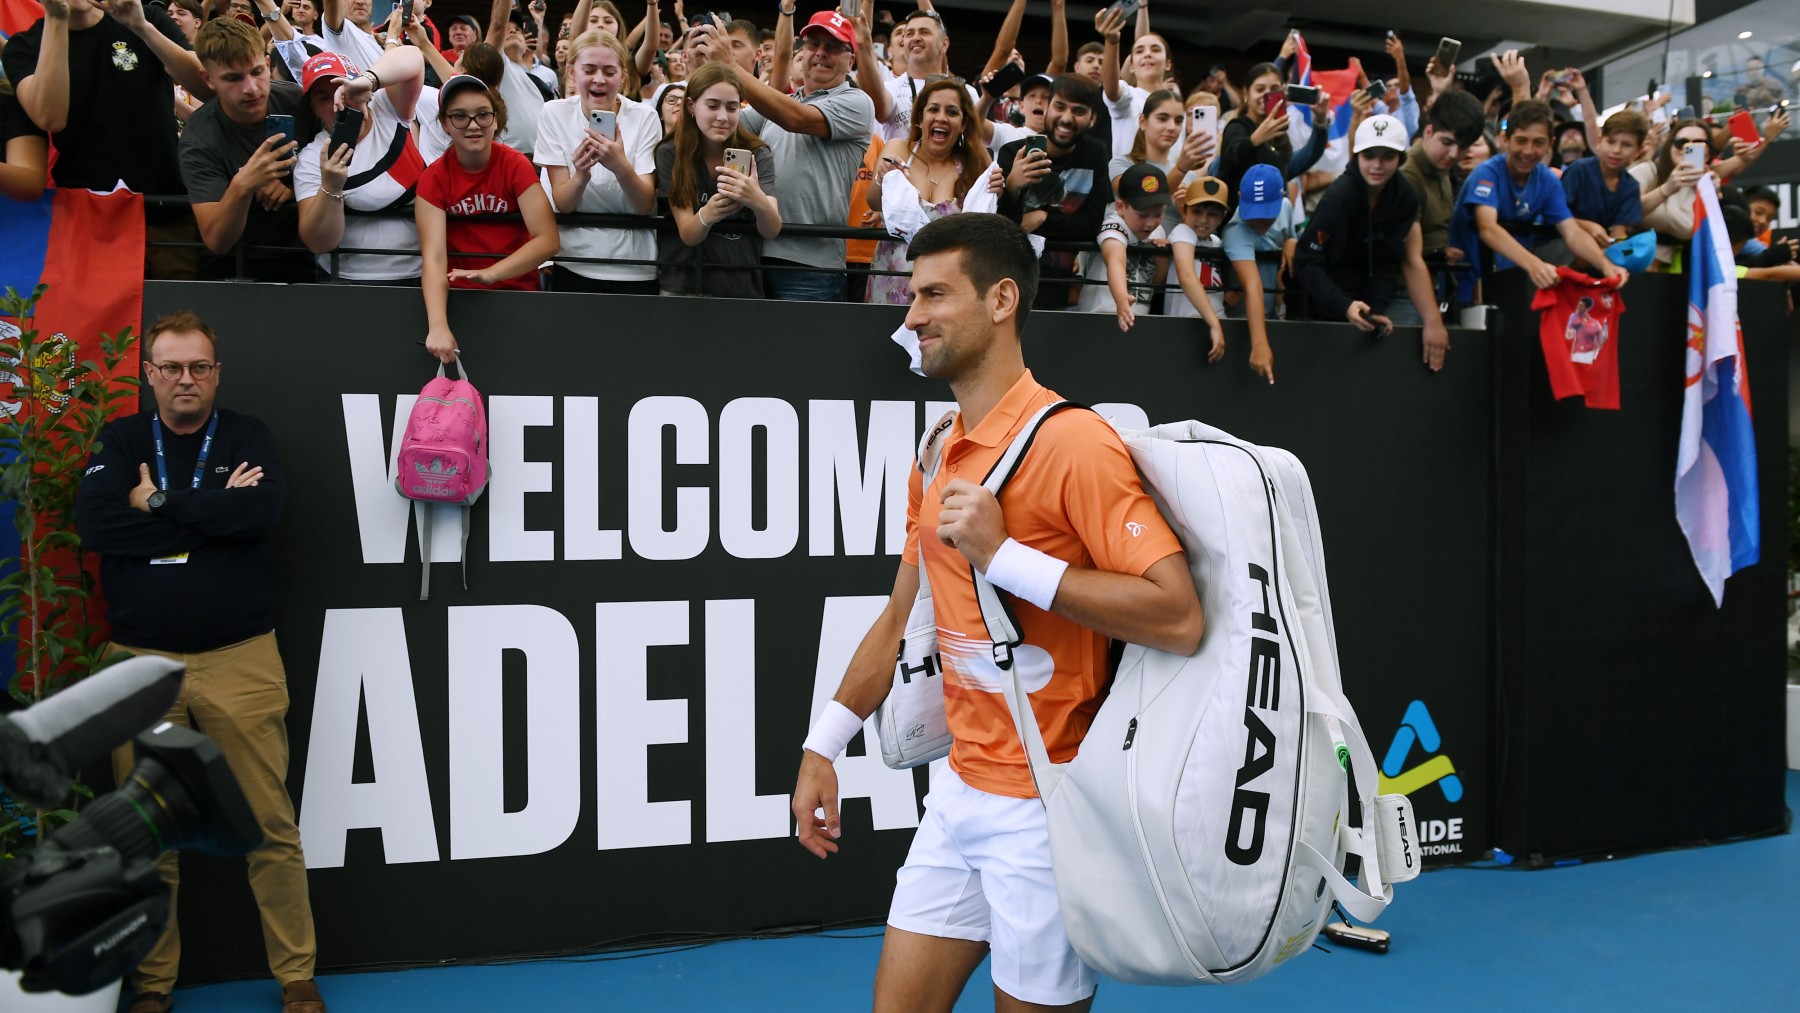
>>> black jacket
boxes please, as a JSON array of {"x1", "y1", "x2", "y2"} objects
[
  {"x1": 996, "y1": 134, "x2": 1115, "y2": 307},
  {"x1": 74, "y1": 409, "x2": 285, "y2": 653},
  {"x1": 1293, "y1": 169, "x2": 1422, "y2": 319}
]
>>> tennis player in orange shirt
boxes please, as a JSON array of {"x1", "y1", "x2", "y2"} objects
[{"x1": 792, "y1": 213, "x2": 1204, "y2": 1012}]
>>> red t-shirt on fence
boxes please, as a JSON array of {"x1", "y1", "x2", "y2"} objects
[
  {"x1": 1530, "y1": 266, "x2": 1626, "y2": 410},
  {"x1": 416, "y1": 142, "x2": 541, "y2": 291}
]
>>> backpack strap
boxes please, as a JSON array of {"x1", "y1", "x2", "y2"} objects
[
  {"x1": 416, "y1": 499, "x2": 433, "y2": 601},
  {"x1": 966, "y1": 399, "x2": 1086, "y2": 800},
  {"x1": 915, "y1": 409, "x2": 957, "y2": 600}
]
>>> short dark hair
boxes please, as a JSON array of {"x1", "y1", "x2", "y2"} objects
[
  {"x1": 1504, "y1": 99, "x2": 1555, "y2": 137},
  {"x1": 145, "y1": 310, "x2": 220, "y2": 360},
  {"x1": 1049, "y1": 73, "x2": 1101, "y2": 114},
  {"x1": 1424, "y1": 90, "x2": 1486, "y2": 148},
  {"x1": 723, "y1": 18, "x2": 758, "y2": 40},
  {"x1": 908, "y1": 214, "x2": 1041, "y2": 334},
  {"x1": 1076, "y1": 41, "x2": 1104, "y2": 60},
  {"x1": 1744, "y1": 185, "x2": 1779, "y2": 208},
  {"x1": 1722, "y1": 204, "x2": 1756, "y2": 246}
]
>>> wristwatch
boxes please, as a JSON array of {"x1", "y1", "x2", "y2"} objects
[
  {"x1": 260, "y1": 8, "x2": 282, "y2": 24},
  {"x1": 146, "y1": 490, "x2": 168, "y2": 511},
  {"x1": 778, "y1": 3, "x2": 796, "y2": 15}
]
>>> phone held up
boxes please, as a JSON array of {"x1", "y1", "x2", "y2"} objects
[
  {"x1": 842, "y1": 0, "x2": 862, "y2": 20},
  {"x1": 1284, "y1": 83, "x2": 1319, "y2": 107},
  {"x1": 1434, "y1": 37, "x2": 1461, "y2": 70},
  {"x1": 263, "y1": 114, "x2": 296, "y2": 144},
  {"x1": 722, "y1": 147, "x2": 753, "y2": 174},
  {"x1": 983, "y1": 61, "x2": 1026, "y2": 99},
  {"x1": 330, "y1": 108, "x2": 364, "y2": 155},
  {"x1": 589, "y1": 108, "x2": 617, "y2": 140},
  {"x1": 1022, "y1": 134, "x2": 1049, "y2": 157},
  {"x1": 1104, "y1": 0, "x2": 1144, "y2": 20},
  {"x1": 1189, "y1": 104, "x2": 1218, "y2": 144},
  {"x1": 1682, "y1": 141, "x2": 1707, "y2": 170}
]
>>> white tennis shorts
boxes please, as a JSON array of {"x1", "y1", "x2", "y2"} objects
[{"x1": 887, "y1": 763, "x2": 1098, "y2": 1006}]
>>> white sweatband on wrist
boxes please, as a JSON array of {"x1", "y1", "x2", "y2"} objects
[
  {"x1": 982, "y1": 538, "x2": 1069, "y2": 612},
  {"x1": 802, "y1": 700, "x2": 863, "y2": 760}
]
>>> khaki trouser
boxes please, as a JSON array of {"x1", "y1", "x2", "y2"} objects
[{"x1": 108, "y1": 632, "x2": 317, "y2": 992}]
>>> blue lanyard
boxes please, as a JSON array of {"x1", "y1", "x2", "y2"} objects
[{"x1": 151, "y1": 411, "x2": 219, "y2": 492}]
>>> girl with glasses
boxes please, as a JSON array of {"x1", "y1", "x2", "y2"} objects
[{"x1": 415, "y1": 75, "x2": 561, "y2": 363}]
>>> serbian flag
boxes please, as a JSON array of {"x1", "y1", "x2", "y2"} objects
[
  {"x1": 0, "y1": 188, "x2": 144, "y2": 687},
  {"x1": 1, "y1": 0, "x2": 43, "y2": 39},
  {"x1": 1287, "y1": 34, "x2": 1362, "y2": 210},
  {"x1": 1674, "y1": 174, "x2": 1758, "y2": 607}
]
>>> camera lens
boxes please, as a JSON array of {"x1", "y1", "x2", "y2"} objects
[{"x1": 49, "y1": 757, "x2": 202, "y2": 862}]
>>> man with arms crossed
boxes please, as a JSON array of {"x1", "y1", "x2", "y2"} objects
[{"x1": 792, "y1": 213, "x2": 1204, "y2": 1012}]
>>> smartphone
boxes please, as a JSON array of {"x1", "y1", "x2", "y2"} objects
[
  {"x1": 264, "y1": 114, "x2": 296, "y2": 142},
  {"x1": 1682, "y1": 141, "x2": 1707, "y2": 169},
  {"x1": 590, "y1": 108, "x2": 616, "y2": 140},
  {"x1": 1675, "y1": 104, "x2": 1696, "y2": 121},
  {"x1": 1022, "y1": 135, "x2": 1049, "y2": 157},
  {"x1": 983, "y1": 62, "x2": 1026, "y2": 99},
  {"x1": 686, "y1": 12, "x2": 715, "y2": 27},
  {"x1": 1104, "y1": 0, "x2": 1144, "y2": 19},
  {"x1": 1189, "y1": 104, "x2": 1218, "y2": 144},
  {"x1": 1434, "y1": 37, "x2": 1461, "y2": 70},
  {"x1": 842, "y1": 0, "x2": 862, "y2": 19},
  {"x1": 722, "y1": 147, "x2": 753, "y2": 173},
  {"x1": 329, "y1": 107, "x2": 364, "y2": 154},
  {"x1": 1365, "y1": 79, "x2": 1387, "y2": 101},
  {"x1": 1262, "y1": 91, "x2": 1285, "y2": 116},
  {"x1": 1727, "y1": 109, "x2": 1760, "y2": 147},
  {"x1": 1284, "y1": 83, "x2": 1319, "y2": 106}
]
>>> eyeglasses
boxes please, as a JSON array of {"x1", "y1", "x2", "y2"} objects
[
  {"x1": 800, "y1": 36, "x2": 851, "y2": 55},
  {"x1": 446, "y1": 109, "x2": 497, "y2": 128},
  {"x1": 151, "y1": 361, "x2": 217, "y2": 380}
]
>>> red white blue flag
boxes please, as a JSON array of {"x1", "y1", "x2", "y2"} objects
[{"x1": 1674, "y1": 175, "x2": 1758, "y2": 606}]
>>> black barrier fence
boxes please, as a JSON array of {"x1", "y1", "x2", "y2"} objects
[{"x1": 131, "y1": 276, "x2": 1784, "y2": 983}]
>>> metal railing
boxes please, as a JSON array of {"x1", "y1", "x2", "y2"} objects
[{"x1": 143, "y1": 195, "x2": 1482, "y2": 314}]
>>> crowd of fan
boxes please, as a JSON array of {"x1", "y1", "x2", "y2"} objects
[{"x1": 1, "y1": 0, "x2": 1795, "y2": 372}]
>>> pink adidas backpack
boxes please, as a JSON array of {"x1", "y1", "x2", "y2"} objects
[{"x1": 395, "y1": 359, "x2": 487, "y2": 598}]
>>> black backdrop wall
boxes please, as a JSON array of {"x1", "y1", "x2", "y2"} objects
[{"x1": 132, "y1": 276, "x2": 1782, "y2": 980}]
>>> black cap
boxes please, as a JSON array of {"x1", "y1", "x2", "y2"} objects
[
  {"x1": 1116, "y1": 163, "x2": 1173, "y2": 211},
  {"x1": 451, "y1": 15, "x2": 481, "y2": 32}
]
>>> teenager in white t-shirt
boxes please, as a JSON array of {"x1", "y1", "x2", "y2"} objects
[
  {"x1": 1095, "y1": 4, "x2": 1175, "y2": 159},
  {"x1": 1075, "y1": 163, "x2": 1171, "y2": 330},
  {"x1": 295, "y1": 47, "x2": 450, "y2": 282},
  {"x1": 536, "y1": 30, "x2": 661, "y2": 292}
]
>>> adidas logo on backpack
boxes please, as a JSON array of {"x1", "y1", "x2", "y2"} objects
[{"x1": 395, "y1": 358, "x2": 488, "y2": 599}]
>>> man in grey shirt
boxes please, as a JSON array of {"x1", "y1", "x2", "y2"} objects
[{"x1": 696, "y1": 10, "x2": 873, "y2": 301}]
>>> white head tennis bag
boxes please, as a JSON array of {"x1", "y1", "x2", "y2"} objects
[{"x1": 979, "y1": 417, "x2": 1419, "y2": 986}]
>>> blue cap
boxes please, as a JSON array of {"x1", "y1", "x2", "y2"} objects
[
  {"x1": 1238, "y1": 164, "x2": 1285, "y2": 220},
  {"x1": 1606, "y1": 231, "x2": 1656, "y2": 273}
]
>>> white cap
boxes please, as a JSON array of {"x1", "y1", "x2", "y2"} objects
[{"x1": 1353, "y1": 114, "x2": 1409, "y2": 154}]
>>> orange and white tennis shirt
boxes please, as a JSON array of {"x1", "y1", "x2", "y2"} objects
[{"x1": 904, "y1": 371, "x2": 1183, "y2": 799}]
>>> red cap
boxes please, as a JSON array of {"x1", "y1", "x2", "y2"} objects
[
  {"x1": 799, "y1": 11, "x2": 855, "y2": 52},
  {"x1": 301, "y1": 52, "x2": 360, "y2": 95}
]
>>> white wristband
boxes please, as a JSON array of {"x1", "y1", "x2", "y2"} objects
[
  {"x1": 981, "y1": 537, "x2": 1068, "y2": 612},
  {"x1": 802, "y1": 700, "x2": 863, "y2": 760}
]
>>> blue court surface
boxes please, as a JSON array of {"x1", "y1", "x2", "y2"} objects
[{"x1": 157, "y1": 773, "x2": 1799, "y2": 1011}]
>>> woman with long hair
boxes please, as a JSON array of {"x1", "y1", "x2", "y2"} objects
[
  {"x1": 536, "y1": 30, "x2": 660, "y2": 293},
  {"x1": 651, "y1": 82, "x2": 686, "y2": 138},
  {"x1": 864, "y1": 77, "x2": 997, "y2": 305},
  {"x1": 653, "y1": 62, "x2": 780, "y2": 297},
  {"x1": 1109, "y1": 89, "x2": 1183, "y2": 186},
  {"x1": 1625, "y1": 116, "x2": 1763, "y2": 267},
  {"x1": 416, "y1": 75, "x2": 560, "y2": 363},
  {"x1": 1215, "y1": 62, "x2": 1331, "y2": 213}
]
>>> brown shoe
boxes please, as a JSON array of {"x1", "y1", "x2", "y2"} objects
[
  {"x1": 126, "y1": 993, "x2": 172, "y2": 1013},
  {"x1": 281, "y1": 978, "x2": 326, "y2": 1013}
]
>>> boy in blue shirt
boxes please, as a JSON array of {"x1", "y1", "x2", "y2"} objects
[
  {"x1": 1449, "y1": 99, "x2": 1626, "y2": 294},
  {"x1": 1561, "y1": 108, "x2": 1647, "y2": 243}
]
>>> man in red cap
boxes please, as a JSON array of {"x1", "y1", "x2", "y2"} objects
[{"x1": 690, "y1": 8, "x2": 875, "y2": 300}]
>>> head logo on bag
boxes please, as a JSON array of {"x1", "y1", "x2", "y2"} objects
[{"x1": 1227, "y1": 562, "x2": 1284, "y2": 867}]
